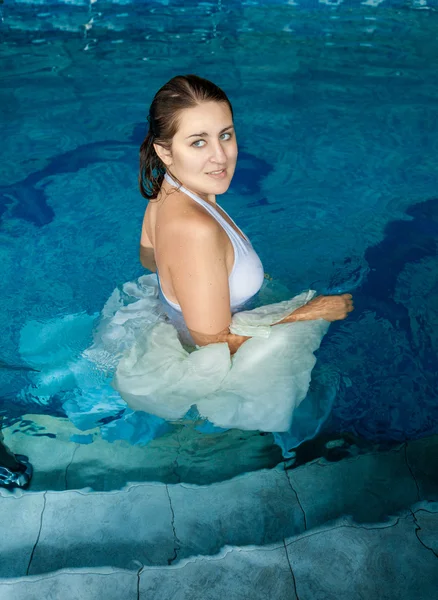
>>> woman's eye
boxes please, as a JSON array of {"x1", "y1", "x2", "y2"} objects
[{"x1": 192, "y1": 132, "x2": 233, "y2": 148}]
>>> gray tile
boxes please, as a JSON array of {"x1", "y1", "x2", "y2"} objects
[
  {"x1": 139, "y1": 545, "x2": 297, "y2": 600},
  {"x1": 414, "y1": 503, "x2": 438, "y2": 555},
  {"x1": 169, "y1": 468, "x2": 304, "y2": 560},
  {"x1": 171, "y1": 427, "x2": 282, "y2": 485},
  {"x1": 287, "y1": 446, "x2": 418, "y2": 528},
  {"x1": 67, "y1": 425, "x2": 281, "y2": 490},
  {"x1": 28, "y1": 484, "x2": 175, "y2": 574},
  {"x1": 0, "y1": 493, "x2": 46, "y2": 578},
  {"x1": 3, "y1": 414, "x2": 179, "y2": 491},
  {"x1": 66, "y1": 437, "x2": 177, "y2": 490},
  {"x1": 2, "y1": 419, "x2": 79, "y2": 492},
  {"x1": 8, "y1": 414, "x2": 281, "y2": 491},
  {"x1": 406, "y1": 436, "x2": 438, "y2": 501},
  {"x1": 0, "y1": 569, "x2": 137, "y2": 600},
  {"x1": 286, "y1": 514, "x2": 438, "y2": 600}
]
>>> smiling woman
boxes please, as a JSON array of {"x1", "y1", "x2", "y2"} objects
[
  {"x1": 138, "y1": 74, "x2": 353, "y2": 352},
  {"x1": 83, "y1": 73, "x2": 354, "y2": 433}
]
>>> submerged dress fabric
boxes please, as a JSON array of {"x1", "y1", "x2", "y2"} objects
[
  {"x1": 104, "y1": 273, "x2": 329, "y2": 432},
  {"x1": 17, "y1": 273, "x2": 337, "y2": 450}
]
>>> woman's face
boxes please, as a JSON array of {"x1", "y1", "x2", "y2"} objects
[{"x1": 165, "y1": 101, "x2": 238, "y2": 198}]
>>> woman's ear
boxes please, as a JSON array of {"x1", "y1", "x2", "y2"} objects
[{"x1": 153, "y1": 143, "x2": 172, "y2": 167}]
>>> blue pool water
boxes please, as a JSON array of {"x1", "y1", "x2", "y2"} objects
[{"x1": 1, "y1": 0, "x2": 438, "y2": 472}]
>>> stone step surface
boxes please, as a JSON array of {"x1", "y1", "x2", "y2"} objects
[
  {"x1": 1, "y1": 422, "x2": 437, "y2": 598},
  {"x1": 1, "y1": 414, "x2": 283, "y2": 490},
  {"x1": 0, "y1": 435, "x2": 437, "y2": 578},
  {"x1": 0, "y1": 453, "x2": 435, "y2": 576},
  {"x1": 0, "y1": 506, "x2": 437, "y2": 600}
]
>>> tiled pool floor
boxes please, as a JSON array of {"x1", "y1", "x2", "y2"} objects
[{"x1": 0, "y1": 417, "x2": 437, "y2": 599}]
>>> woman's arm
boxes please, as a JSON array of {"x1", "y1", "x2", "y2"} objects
[
  {"x1": 164, "y1": 215, "x2": 251, "y2": 355},
  {"x1": 189, "y1": 326, "x2": 251, "y2": 355},
  {"x1": 190, "y1": 294, "x2": 355, "y2": 355},
  {"x1": 275, "y1": 293, "x2": 354, "y2": 324},
  {"x1": 164, "y1": 216, "x2": 353, "y2": 354}
]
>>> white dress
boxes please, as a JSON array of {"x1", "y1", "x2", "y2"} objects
[
  {"x1": 18, "y1": 273, "x2": 335, "y2": 452},
  {"x1": 89, "y1": 273, "x2": 330, "y2": 432}
]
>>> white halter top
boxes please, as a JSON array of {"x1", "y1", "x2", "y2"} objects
[{"x1": 159, "y1": 172, "x2": 264, "y2": 312}]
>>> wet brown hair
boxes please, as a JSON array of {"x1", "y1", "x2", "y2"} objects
[{"x1": 139, "y1": 74, "x2": 234, "y2": 200}]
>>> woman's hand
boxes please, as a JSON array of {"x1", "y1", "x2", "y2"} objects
[
  {"x1": 303, "y1": 294, "x2": 354, "y2": 321},
  {"x1": 280, "y1": 294, "x2": 354, "y2": 324}
]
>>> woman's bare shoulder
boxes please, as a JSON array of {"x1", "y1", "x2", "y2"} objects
[{"x1": 157, "y1": 191, "x2": 222, "y2": 246}]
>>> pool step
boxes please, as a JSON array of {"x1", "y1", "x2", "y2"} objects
[
  {"x1": 0, "y1": 435, "x2": 437, "y2": 598},
  {"x1": 1, "y1": 434, "x2": 438, "y2": 577},
  {"x1": 0, "y1": 504, "x2": 437, "y2": 600}
]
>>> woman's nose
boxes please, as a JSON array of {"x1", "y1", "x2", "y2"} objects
[{"x1": 211, "y1": 142, "x2": 227, "y2": 162}]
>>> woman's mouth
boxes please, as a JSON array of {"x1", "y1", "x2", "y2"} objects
[{"x1": 207, "y1": 168, "x2": 227, "y2": 179}]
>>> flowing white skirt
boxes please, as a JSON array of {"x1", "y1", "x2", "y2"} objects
[
  {"x1": 18, "y1": 274, "x2": 336, "y2": 447},
  {"x1": 86, "y1": 274, "x2": 330, "y2": 432}
]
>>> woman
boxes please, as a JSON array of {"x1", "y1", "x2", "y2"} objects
[
  {"x1": 14, "y1": 74, "x2": 354, "y2": 441},
  {"x1": 138, "y1": 74, "x2": 353, "y2": 352}
]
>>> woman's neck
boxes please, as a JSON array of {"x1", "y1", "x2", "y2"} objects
[{"x1": 165, "y1": 172, "x2": 217, "y2": 205}]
